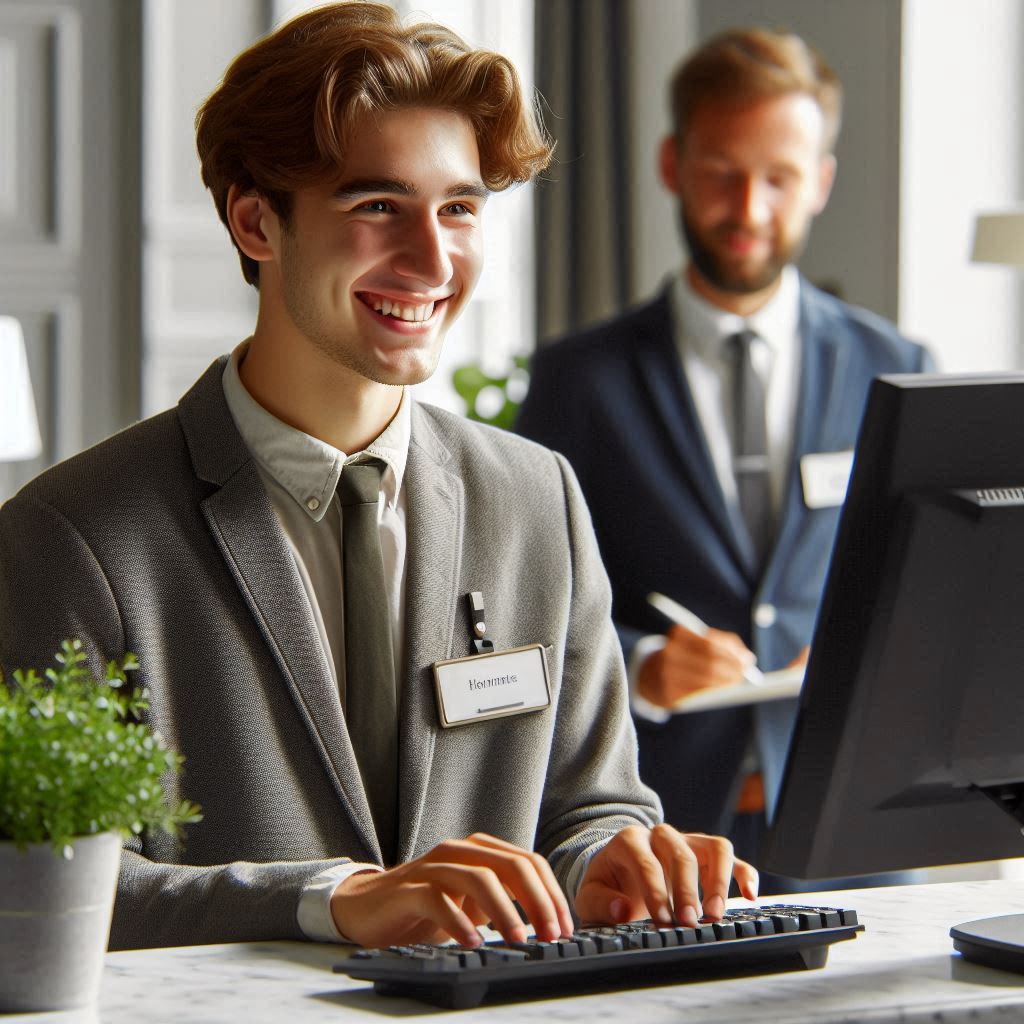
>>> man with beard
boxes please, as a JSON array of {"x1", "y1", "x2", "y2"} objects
[{"x1": 516, "y1": 28, "x2": 934, "y2": 884}]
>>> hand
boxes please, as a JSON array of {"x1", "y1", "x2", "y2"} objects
[
  {"x1": 637, "y1": 624, "x2": 756, "y2": 708},
  {"x1": 574, "y1": 824, "x2": 758, "y2": 929},
  {"x1": 788, "y1": 646, "x2": 811, "y2": 670},
  {"x1": 329, "y1": 832, "x2": 575, "y2": 948}
]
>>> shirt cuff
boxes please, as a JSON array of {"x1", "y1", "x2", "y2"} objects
[
  {"x1": 297, "y1": 862, "x2": 385, "y2": 942},
  {"x1": 627, "y1": 633, "x2": 672, "y2": 724}
]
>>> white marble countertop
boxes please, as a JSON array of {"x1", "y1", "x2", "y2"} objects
[{"x1": 12, "y1": 878, "x2": 1024, "y2": 1023}]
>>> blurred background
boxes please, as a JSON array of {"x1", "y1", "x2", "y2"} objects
[{"x1": 2, "y1": 0, "x2": 1023, "y2": 502}]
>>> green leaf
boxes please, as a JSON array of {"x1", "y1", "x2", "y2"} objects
[{"x1": 0, "y1": 641, "x2": 202, "y2": 852}]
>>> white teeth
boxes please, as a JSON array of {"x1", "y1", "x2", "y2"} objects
[{"x1": 367, "y1": 295, "x2": 436, "y2": 322}]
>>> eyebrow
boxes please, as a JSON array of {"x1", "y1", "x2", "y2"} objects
[{"x1": 332, "y1": 178, "x2": 491, "y2": 202}]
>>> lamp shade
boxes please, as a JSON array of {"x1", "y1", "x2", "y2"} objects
[
  {"x1": 971, "y1": 210, "x2": 1024, "y2": 266},
  {"x1": 0, "y1": 316, "x2": 42, "y2": 462}
]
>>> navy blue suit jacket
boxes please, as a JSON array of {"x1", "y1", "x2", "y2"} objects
[{"x1": 515, "y1": 278, "x2": 934, "y2": 837}]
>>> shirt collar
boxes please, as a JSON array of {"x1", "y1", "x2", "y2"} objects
[
  {"x1": 670, "y1": 264, "x2": 801, "y2": 362},
  {"x1": 221, "y1": 341, "x2": 410, "y2": 522}
]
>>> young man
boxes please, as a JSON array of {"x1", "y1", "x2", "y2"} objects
[
  {"x1": 516, "y1": 29, "x2": 934, "y2": 871},
  {"x1": 0, "y1": 3, "x2": 755, "y2": 949}
]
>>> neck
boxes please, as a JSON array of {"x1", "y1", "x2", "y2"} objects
[
  {"x1": 686, "y1": 264, "x2": 783, "y2": 318},
  {"x1": 240, "y1": 316, "x2": 402, "y2": 455}
]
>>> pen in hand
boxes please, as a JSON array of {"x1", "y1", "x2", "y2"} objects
[{"x1": 647, "y1": 592, "x2": 764, "y2": 685}]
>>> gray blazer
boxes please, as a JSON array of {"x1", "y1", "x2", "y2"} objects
[{"x1": 0, "y1": 359, "x2": 660, "y2": 949}]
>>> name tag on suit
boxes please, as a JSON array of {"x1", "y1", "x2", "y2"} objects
[
  {"x1": 800, "y1": 450, "x2": 854, "y2": 509},
  {"x1": 433, "y1": 644, "x2": 551, "y2": 728}
]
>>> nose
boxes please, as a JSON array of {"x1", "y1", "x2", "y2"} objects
[
  {"x1": 732, "y1": 174, "x2": 772, "y2": 228},
  {"x1": 393, "y1": 213, "x2": 453, "y2": 289}
]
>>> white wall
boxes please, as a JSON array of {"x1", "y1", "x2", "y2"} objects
[
  {"x1": 899, "y1": 0, "x2": 1023, "y2": 371},
  {"x1": 141, "y1": 0, "x2": 260, "y2": 416},
  {"x1": 626, "y1": 0, "x2": 698, "y2": 301}
]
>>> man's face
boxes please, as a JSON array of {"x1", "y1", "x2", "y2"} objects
[
  {"x1": 264, "y1": 107, "x2": 487, "y2": 387},
  {"x1": 661, "y1": 93, "x2": 835, "y2": 305}
]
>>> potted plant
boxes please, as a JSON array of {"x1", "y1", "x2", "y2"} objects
[{"x1": 0, "y1": 639, "x2": 200, "y2": 1012}]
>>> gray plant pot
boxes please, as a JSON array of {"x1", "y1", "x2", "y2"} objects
[{"x1": 0, "y1": 831, "x2": 121, "y2": 1012}]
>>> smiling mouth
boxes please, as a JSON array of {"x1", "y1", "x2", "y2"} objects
[{"x1": 358, "y1": 291, "x2": 445, "y2": 324}]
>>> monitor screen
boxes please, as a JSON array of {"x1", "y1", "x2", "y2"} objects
[{"x1": 762, "y1": 372, "x2": 1024, "y2": 881}]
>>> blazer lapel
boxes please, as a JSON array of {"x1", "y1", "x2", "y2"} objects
[
  {"x1": 177, "y1": 360, "x2": 380, "y2": 862},
  {"x1": 636, "y1": 291, "x2": 756, "y2": 575},
  {"x1": 395, "y1": 404, "x2": 464, "y2": 863},
  {"x1": 763, "y1": 282, "x2": 851, "y2": 586}
]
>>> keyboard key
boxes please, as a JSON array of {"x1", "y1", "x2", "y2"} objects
[
  {"x1": 476, "y1": 947, "x2": 528, "y2": 967},
  {"x1": 576, "y1": 931, "x2": 624, "y2": 953},
  {"x1": 507, "y1": 942, "x2": 560, "y2": 961}
]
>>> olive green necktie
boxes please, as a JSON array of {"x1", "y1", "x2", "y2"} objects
[{"x1": 338, "y1": 460, "x2": 397, "y2": 864}]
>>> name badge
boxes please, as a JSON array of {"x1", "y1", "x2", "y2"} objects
[
  {"x1": 432, "y1": 644, "x2": 551, "y2": 728},
  {"x1": 800, "y1": 450, "x2": 855, "y2": 509}
]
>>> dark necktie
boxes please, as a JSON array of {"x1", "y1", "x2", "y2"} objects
[
  {"x1": 338, "y1": 460, "x2": 397, "y2": 864},
  {"x1": 726, "y1": 330, "x2": 773, "y2": 567}
]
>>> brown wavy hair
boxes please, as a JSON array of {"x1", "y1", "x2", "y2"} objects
[
  {"x1": 670, "y1": 27, "x2": 842, "y2": 154},
  {"x1": 196, "y1": 2, "x2": 554, "y2": 286}
]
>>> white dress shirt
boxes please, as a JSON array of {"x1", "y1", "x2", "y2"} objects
[
  {"x1": 630, "y1": 268, "x2": 803, "y2": 722},
  {"x1": 221, "y1": 342, "x2": 409, "y2": 940}
]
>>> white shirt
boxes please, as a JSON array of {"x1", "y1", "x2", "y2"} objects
[
  {"x1": 671, "y1": 265, "x2": 802, "y2": 518},
  {"x1": 221, "y1": 342, "x2": 407, "y2": 940},
  {"x1": 630, "y1": 268, "x2": 803, "y2": 723}
]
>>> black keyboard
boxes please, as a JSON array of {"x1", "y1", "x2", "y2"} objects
[{"x1": 334, "y1": 904, "x2": 863, "y2": 1009}]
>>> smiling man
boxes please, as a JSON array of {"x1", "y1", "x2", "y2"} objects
[
  {"x1": 516, "y1": 29, "x2": 934, "y2": 883},
  {"x1": 0, "y1": 2, "x2": 756, "y2": 950}
]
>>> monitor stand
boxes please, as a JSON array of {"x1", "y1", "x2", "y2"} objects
[{"x1": 951, "y1": 914, "x2": 1024, "y2": 972}]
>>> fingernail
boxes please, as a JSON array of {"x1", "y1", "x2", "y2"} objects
[
  {"x1": 705, "y1": 895, "x2": 725, "y2": 919},
  {"x1": 681, "y1": 904, "x2": 699, "y2": 928},
  {"x1": 610, "y1": 897, "x2": 629, "y2": 922}
]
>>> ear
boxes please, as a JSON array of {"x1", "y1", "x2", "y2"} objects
[
  {"x1": 226, "y1": 184, "x2": 277, "y2": 264},
  {"x1": 658, "y1": 135, "x2": 682, "y2": 196},
  {"x1": 812, "y1": 154, "x2": 837, "y2": 215}
]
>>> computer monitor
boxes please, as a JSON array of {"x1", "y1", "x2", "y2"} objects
[{"x1": 761, "y1": 372, "x2": 1024, "y2": 970}]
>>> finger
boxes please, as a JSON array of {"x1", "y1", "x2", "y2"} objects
[
  {"x1": 574, "y1": 879, "x2": 643, "y2": 926},
  {"x1": 603, "y1": 826, "x2": 677, "y2": 928},
  {"x1": 664, "y1": 628, "x2": 751, "y2": 686},
  {"x1": 417, "y1": 883, "x2": 485, "y2": 947},
  {"x1": 680, "y1": 832, "x2": 736, "y2": 920},
  {"x1": 414, "y1": 862, "x2": 528, "y2": 945},
  {"x1": 787, "y1": 645, "x2": 811, "y2": 670},
  {"x1": 733, "y1": 856, "x2": 760, "y2": 902},
  {"x1": 648, "y1": 824, "x2": 701, "y2": 927},
  {"x1": 462, "y1": 834, "x2": 573, "y2": 939}
]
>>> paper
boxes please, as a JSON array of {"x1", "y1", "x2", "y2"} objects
[{"x1": 672, "y1": 666, "x2": 805, "y2": 714}]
